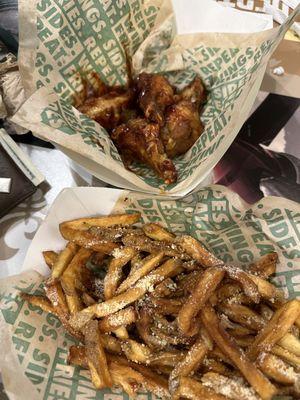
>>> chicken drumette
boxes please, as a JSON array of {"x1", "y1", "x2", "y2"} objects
[
  {"x1": 161, "y1": 76, "x2": 206, "y2": 158},
  {"x1": 135, "y1": 73, "x2": 174, "y2": 126},
  {"x1": 111, "y1": 118, "x2": 177, "y2": 184}
]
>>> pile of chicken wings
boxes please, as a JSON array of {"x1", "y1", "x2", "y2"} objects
[{"x1": 76, "y1": 71, "x2": 207, "y2": 184}]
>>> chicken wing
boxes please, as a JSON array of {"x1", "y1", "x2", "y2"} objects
[
  {"x1": 111, "y1": 118, "x2": 177, "y2": 184},
  {"x1": 161, "y1": 77, "x2": 206, "y2": 158},
  {"x1": 78, "y1": 89, "x2": 133, "y2": 131},
  {"x1": 135, "y1": 73, "x2": 174, "y2": 126}
]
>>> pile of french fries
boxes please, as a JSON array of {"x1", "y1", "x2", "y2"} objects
[{"x1": 21, "y1": 213, "x2": 300, "y2": 400}]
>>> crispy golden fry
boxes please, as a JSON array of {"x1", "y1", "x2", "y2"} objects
[
  {"x1": 122, "y1": 232, "x2": 187, "y2": 259},
  {"x1": 99, "y1": 333, "x2": 122, "y2": 354},
  {"x1": 247, "y1": 252, "x2": 278, "y2": 278},
  {"x1": 84, "y1": 320, "x2": 112, "y2": 389},
  {"x1": 148, "y1": 351, "x2": 185, "y2": 367},
  {"x1": 116, "y1": 252, "x2": 164, "y2": 294},
  {"x1": 224, "y1": 266, "x2": 261, "y2": 303},
  {"x1": 142, "y1": 223, "x2": 175, "y2": 242},
  {"x1": 51, "y1": 242, "x2": 78, "y2": 279},
  {"x1": 257, "y1": 352, "x2": 299, "y2": 385},
  {"x1": 201, "y1": 372, "x2": 259, "y2": 400},
  {"x1": 71, "y1": 258, "x2": 183, "y2": 328},
  {"x1": 98, "y1": 307, "x2": 136, "y2": 333},
  {"x1": 59, "y1": 226, "x2": 119, "y2": 254},
  {"x1": 234, "y1": 335, "x2": 255, "y2": 348},
  {"x1": 136, "y1": 307, "x2": 168, "y2": 350},
  {"x1": 151, "y1": 277, "x2": 177, "y2": 297},
  {"x1": 42, "y1": 250, "x2": 58, "y2": 269},
  {"x1": 178, "y1": 236, "x2": 222, "y2": 267},
  {"x1": 104, "y1": 247, "x2": 136, "y2": 299},
  {"x1": 61, "y1": 248, "x2": 93, "y2": 295},
  {"x1": 170, "y1": 331, "x2": 212, "y2": 383},
  {"x1": 44, "y1": 279, "x2": 83, "y2": 341},
  {"x1": 121, "y1": 339, "x2": 152, "y2": 363},
  {"x1": 113, "y1": 326, "x2": 129, "y2": 339},
  {"x1": 217, "y1": 303, "x2": 265, "y2": 331},
  {"x1": 202, "y1": 358, "x2": 233, "y2": 377},
  {"x1": 219, "y1": 314, "x2": 255, "y2": 336},
  {"x1": 217, "y1": 283, "x2": 242, "y2": 302},
  {"x1": 82, "y1": 292, "x2": 96, "y2": 306},
  {"x1": 126, "y1": 361, "x2": 170, "y2": 398},
  {"x1": 201, "y1": 305, "x2": 277, "y2": 400},
  {"x1": 151, "y1": 297, "x2": 186, "y2": 315},
  {"x1": 177, "y1": 267, "x2": 225, "y2": 335},
  {"x1": 68, "y1": 345, "x2": 87, "y2": 368},
  {"x1": 59, "y1": 213, "x2": 141, "y2": 232},
  {"x1": 176, "y1": 270, "x2": 203, "y2": 295},
  {"x1": 278, "y1": 332, "x2": 300, "y2": 357},
  {"x1": 272, "y1": 345, "x2": 300, "y2": 369},
  {"x1": 21, "y1": 293, "x2": 55, "y2": 314},
  {"x1": 173, "y1": 376, "x2": 227, "y2": 400},
  {"x1": 248, "y1": 273, "x2": 285, "y2": 302},
  {"x1": 247, "y1": 300, "x2": 300, "y2": 361}
]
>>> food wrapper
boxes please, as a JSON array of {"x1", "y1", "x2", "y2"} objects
[
  {"x1": 1, "y1": 186, "x2": 300, "y2": 399},
  {"x1": 10, "y1": 0, "x2": 300, "y2": 195}
]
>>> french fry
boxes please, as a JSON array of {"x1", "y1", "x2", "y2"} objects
[
  {"x1": 98, "y1": 307, "x2": 136, "y2": 333},
  {"x1": 99, "y1": 333, "x2": 122, "y2": 354},
  {"x1": 247, "y1": 252, "x2": 278, "y2": 278},
  {"x1": 201, "y1": 305, "x2": 277, "y2": 400},
  {"x1": 217, "y1": 303, "x2": 265, "y2": 331},
  {"x1": 51, "y1": 242, "x2": 78, "y2": 279},
  {"x1": 272, "y1": 345, "x2": 300, "y2": 370},
  {"x1": 278, "y1": 332, "x2": 300, "y2": 357},
  {"x1": 219, "y1": 314, "x2": 255, "y2": 336},
  {"x1": 42, "y1": 250, "x2": 58, "y2": 269},
  {"x1": 59, "y1": 213, "x2": 141, "y2": 232},
  {"x1": 60, "y1": 247, "x2": 93, "y2": 314},
  {"x1": 143, "y1": 223, "x2": 175, "y2": 242},
  {"x1": 234, "y1": 335, "x2": 255, "y2": 348},
  {"x1": 223, "y1": 266, "x2": 261, "y2": 303},
  {"x1": 179, "y1": 235, "x2": 222, "y2": 268},
  {"x1": 122, "y1": 232, "x2": 186, "y2": 259},
  {"x1": 21, "y1": 293, "x2": 55, "y2": 314},
  {"x1": 247, "y1": 300, "x2": 300, "y2": 361},
  {"x1": 121, "y1": 338, "x2": 152, "y2": 363},
  {"x1": 202, "y1": 358, "x2": 233, "y2": 377},
  {"x1": 59, "y1": 226, "x2": 119, "y2": 253},
  {"x1": 201, "y1": 372, "x2": 260, "y2": 400},
  {"x1": 257, "y1": 352, "x2": 300, "y2": 385},
  {"x1": 116, "y1": 251, "x2": 164, "y2": 294},
  {"x1": 151, "y1": 297, "x2": 186, "y2": 315},
  {"x1": 44, "y1": 279, "x2": 83, "y2": 341},
  {"x1": 148, "y1": 351, "x2": 185, "y2": 367},
  {"x1": 68, "y1": 345, "x2": 87, "y2": 368},
  {"x1": 84, "y1": 320, "x2": 112, "y2": 389},
  {"x1": 71, "y1": 258, "x2": 182, "y2": 328},
  {"x1": 104, "y1": 247, "x2": 136, "y2": 299},
  {"x1": 113, "y1": 327, "x2": 129, "y2": 339},
  {"x1": 173, "y1": 376, "x2": 227, "y2": 400},
  {"x1": 169, "y1": 331, "x2": 212, "y2": 382},
  {"x1": 151, "y1": 277, "x2": 177, "y2": 298},
  {"x1": 177, "y1": 267, "x2": 225, "y2": 335}
]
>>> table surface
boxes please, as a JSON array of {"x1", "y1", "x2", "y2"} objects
[{"x1": 0, "y1": 92, "x2": 299, "y2": 399}]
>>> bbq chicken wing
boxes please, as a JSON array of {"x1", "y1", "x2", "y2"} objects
[
  {"x1": 135, "y1": 73, "x2": 174, "y2": 126},
  {"x1": 177, "y1": 76, "x2": 206, "y2": 106},
  {"x1": 78, "y1": 90, "x2": 133, "y2": 131},
  {"x1": 161, "y1": 77, "x2": 206, "y2": 158},
  {"x1": 111, "y1": 118, "x2": 177, "y2": 184}
]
